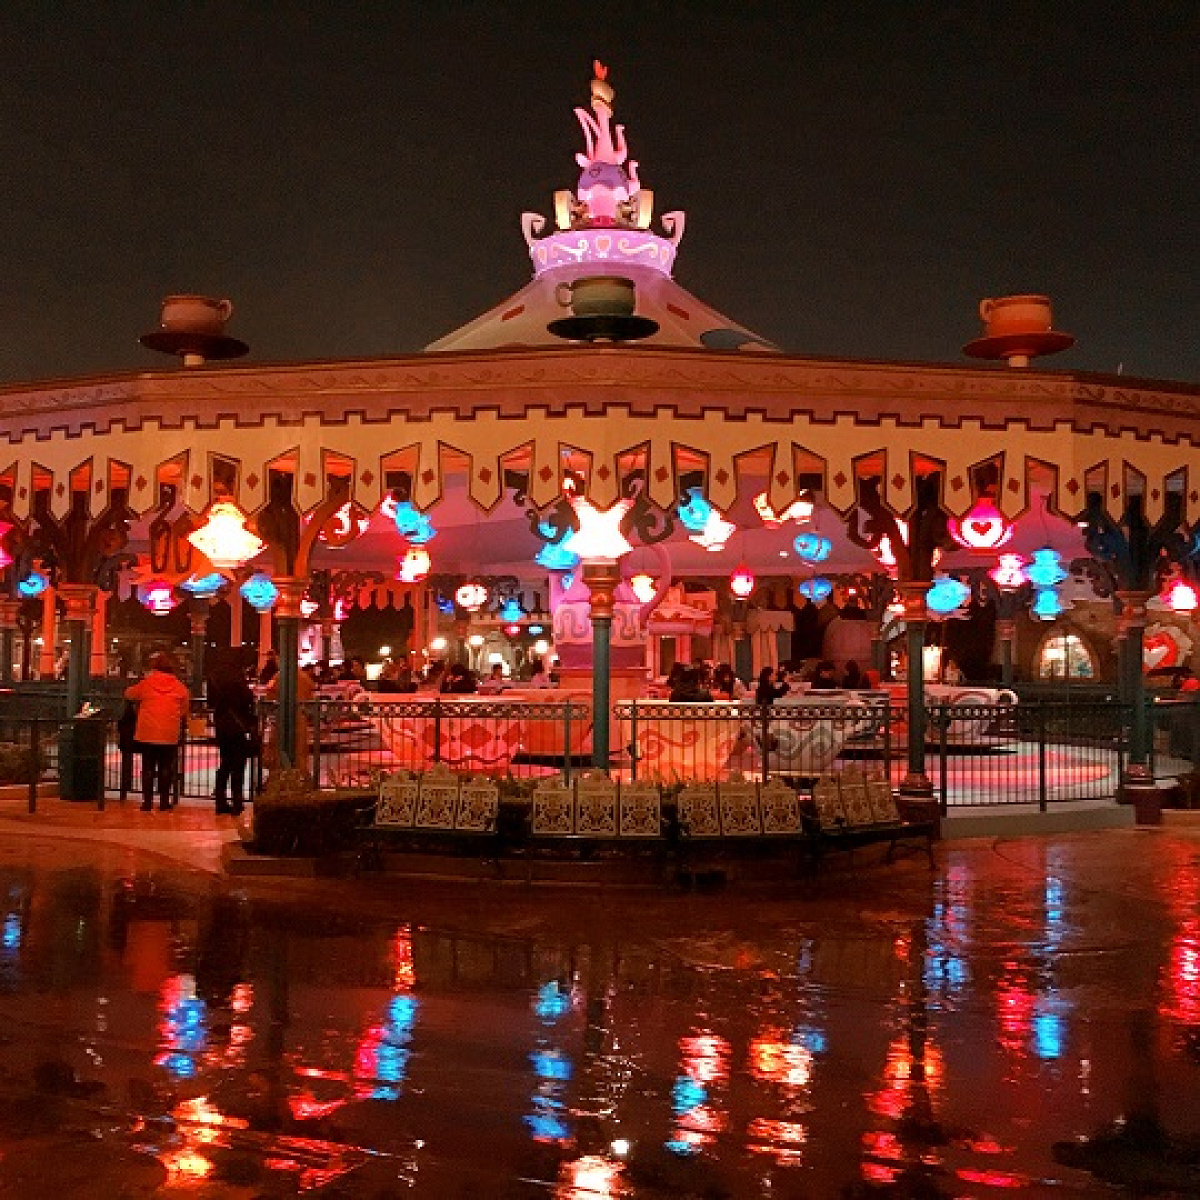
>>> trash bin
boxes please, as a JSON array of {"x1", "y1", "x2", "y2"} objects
[{"x1": 58, "y1": 715, "x2": 108, "y2": 803}]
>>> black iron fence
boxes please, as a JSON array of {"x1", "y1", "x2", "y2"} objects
[{"x1": 0, "y1": 687, "x2": 1196, "y2": 813}]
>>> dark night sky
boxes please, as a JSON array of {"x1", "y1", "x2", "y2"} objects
[{"x1": 0, "y1": 1, "x2": 1197, "y2": 385}]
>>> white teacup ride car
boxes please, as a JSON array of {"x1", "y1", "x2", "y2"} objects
[
  {"x1": 922, "y1": 684, "x2": 1018, "y2": 744},
  {"x1": 624, "y1": 692, "x2": 880, "y2": 782},
  {"x1": 753, "y1": 691, "x2": 881, "y2": 776}
]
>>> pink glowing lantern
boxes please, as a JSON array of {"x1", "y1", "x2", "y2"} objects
[
  {"x1": 455, "y1": 581, "x2": 489, "y2": 612},
  {"x1": 138, "y1": 580, "x2": 179, "y2": 616},
  {"x1": 396, "y1": 547, "x2": 431, "y2": 583},
  {"x1": 729, "y1": 565, "x2": 755, "y2": 599},
  {"x1": 186, "y1": 501, "x2": 264, "y2": 571},
  {"x1": 988, "y1": 553, "x2": 1029, "y2": 592},
  {"x1": 1165, "y1": 577, "x2": 1199, "y2": 613},
  {"x1": 0, "y1": 519, "x2": 12, "y2": 570},
  {"x1": 949, "y1": 496, "x2": 1013, "y2": 552}
]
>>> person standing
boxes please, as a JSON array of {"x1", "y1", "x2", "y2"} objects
[
  {"x1": 207, "y1": 651, "x2": 257, "y2": 816},
  {"x1": 125, "y1": 651, "x2": 190, "y2": 812}
]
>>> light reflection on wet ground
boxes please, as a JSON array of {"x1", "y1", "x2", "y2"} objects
[{"x1": 0, "y1": 829, "x2": 1198, "y2": 1195}]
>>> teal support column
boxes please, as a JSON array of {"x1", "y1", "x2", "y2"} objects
[
  {"x1": 0, "y1": 599, "x2": 19, "y2": 684},
  {"x1": 997, "y1": 617, "x2": 1016, "y2": 687},
  {"x1": 898, "y1": 581, "x2": 934, "y2": 797},
  {"x1": 1118, "y1": 591, "x2": 1155, "y2": 799},
  {"x1": 592, "y1": 615, "x2": 611, "y2": 772},
  {"x1": 274, "y1": 580, "x2": 307, "y2": 771},
  {"x1": 582, "y1": 560, "x2": 621, "y2": 774},
  {"x1": 188, "y1": 599, "x2": 209, "y2": 699},
  {"x1": 58, "y1": 585, "x2": 98, "y2": 718}
]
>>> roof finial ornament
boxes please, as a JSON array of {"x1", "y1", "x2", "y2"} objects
[
  {"x1": 559, "y1": 61, "x2": 647, "y2": 230},
  {"x1": 521, "y1": 62, "x2": 685, "y2": 273}
]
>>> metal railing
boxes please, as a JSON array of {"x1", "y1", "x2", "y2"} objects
[
  {"x1": 257, "y1": 696, "x2": 593, "y2": 789},
  {"x1": 0, "y1": 689, "x2": 1195, "y2": 813}
]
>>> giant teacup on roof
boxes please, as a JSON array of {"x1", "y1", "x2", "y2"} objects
[{"x1": 426, "y1": 62, "x2": 778, "y2": 354}]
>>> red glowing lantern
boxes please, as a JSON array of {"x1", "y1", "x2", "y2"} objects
[
  {"x1": 949, "y1": 496, "x2": 1013, "y2": 552},
  {"x1": 729, "y1": 565, "x2": 755, "y2": 599}
]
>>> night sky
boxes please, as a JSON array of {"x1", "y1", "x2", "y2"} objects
[{"x1": 0, "y1": 1, "x2": 1197, "y2": 386}]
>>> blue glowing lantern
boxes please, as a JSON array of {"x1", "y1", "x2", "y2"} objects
[
  {"x1": 392, "y1": 500, "x2": 437, "y2": 544},
  {"x1": 500, "y1": 597, "x2": 525, "y2": 623},
  {"x1": 181, "y1": 572, "x2": 225, "y2": 598},
  {"x1": 536, "y1": 539, "x2": 580, "y2": 571},
  {"x1": 793, "y1": 533, "x2": 832, "y2": 564},
  {"x1": 926, "y1": 574, "x2": 971, "y2": 617},
  {"x1": 676, "y1": 487, "x2": 712, "y2": 534},
  {"x1": 1027, "y1": 548, "x2": 1068, "y2": 588},
  {"x1": 239, "y1": 572, "x2": 279, "y2": 613},
  {"x1": 1031, "y1": 588, "x2": 1064, "y2": 621},
  {"x1": 17, "y1": 571, "x2": 48, "y2": 599},
  {"x1": 798, "y1": 577, "x2": 833, "y2": 603}
]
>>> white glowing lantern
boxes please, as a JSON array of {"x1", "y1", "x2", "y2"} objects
[
  {"x1": 988, "y1": 553, "x2": 1028, "y2": 592},
  {"x1": 300, "y1": 597, "x2": 319, "y2": 618},
  {"x1": 629, "y1": 573, "x2": 657, "y2": 603},
  {"x1": 455, "y1": 581, "x2": 489, "y2": 612},
  {"x1": 753, "y1": 491, "x2": 814, "y2": 526},
  {"x1": 729, "y1": 565, "x2": 755, "y2": 598},
  {"x1": 1165, "y1": 578, "x2": 1199, "y2": 613},
  {"x1": 186, "y1": 501, "x2": 264, "y2": 571},
  {"x1": 468, "y1": 634, "x2": 485, "y2": 648},
  {"x1": 688, "y1": 508, "x2": 737, "y2": 552},
  {"x1": 396, "y1": 547, "x2": 431, "y2": 583},
  {"x1": 430, "y1": 636, "x2": 448, "y2": 653},
  {"x1": 534, "y1": 639, "x2": 550, "y2": 656},
  {"x1": 949, "y1": 496, "x2": 1013, "y2": 552},
  {"x1": 922, "y1": 645, "x2": 942, "y2": 682},
  {"x1": 562, "y1": 497, "x2": 633, "y2": 562}
]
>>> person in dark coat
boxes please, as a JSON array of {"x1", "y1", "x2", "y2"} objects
[
  {"x1": 669, "y1": 666, "x2": 713, "y2": 703},
  {"x1": 207, "y1": 650, "x2": 258, "y2": 815},
  {"x1": 440, "y1": 663, "x2": 477, "y2": 694},
  {"x1": 755, "y1": 667, "x2": 789, "y2": 707}
]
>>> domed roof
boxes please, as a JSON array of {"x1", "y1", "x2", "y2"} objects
[{"x1": 426, "y1": 63, "x2": 778, "y2": 355}]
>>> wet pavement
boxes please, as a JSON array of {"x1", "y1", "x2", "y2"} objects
[{"x1": 0, "y1": 807, "x2": 1198, "y2": 1197}]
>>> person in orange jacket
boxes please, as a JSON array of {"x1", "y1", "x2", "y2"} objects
[{"x1": 125, "y1": 651, "x2": 190, "y2": 811}]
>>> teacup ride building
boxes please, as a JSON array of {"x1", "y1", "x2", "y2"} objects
[{"x1": 1, "y1": 63, "x2": 1198, "y2": 802}]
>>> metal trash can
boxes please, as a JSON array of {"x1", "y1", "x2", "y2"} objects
[{"x1": 58, "y1": 715, "x2": 108, "y2": 803}]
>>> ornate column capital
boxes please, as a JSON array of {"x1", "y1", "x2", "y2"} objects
[
  {"x1": 895, "y1": 580, "x2": 930, "y2": 623},
  {"x1": 581, "y1": 560, "x2": 622, "y2": 622},
  {"x1": 274, "y1": 577, "x2": 309, "y2": 621},
  {"x1": 1116, "y1": 589, "x2": 1153, "y2": 635},
  {"x1": 57, "y1": 582, "x2": 99, "y2": 623}
]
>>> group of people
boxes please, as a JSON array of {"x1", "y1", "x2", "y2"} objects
[
  {"x1": 660, "y1": 659, "x2": 878, "y2": 708},
  {"x1": 123, "y1": 648, "x2": 264, "y2": 817},
  {"x1": 665, "y1": 662, "x2": 750, "y2": 703}
]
